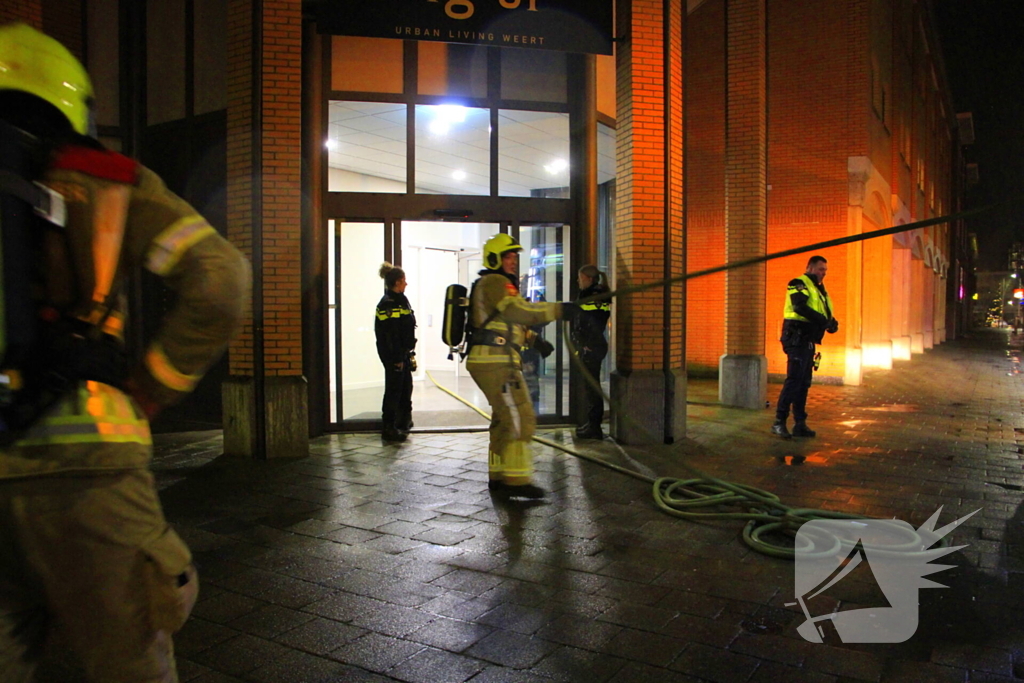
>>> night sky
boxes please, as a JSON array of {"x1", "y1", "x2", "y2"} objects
[{"x1": 933, "y1": 1, "x2": 1024, "y2": 271}]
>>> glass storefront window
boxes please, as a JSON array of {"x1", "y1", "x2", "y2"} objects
[
  {"x1": 501, "y1": 49, "x2": 567, "y2": 103},
  {"x1": 328, "y1": 101, "x2": 407, "y2": 193},
  {"x1": 330, "y1": 220, "x2": 387, "y2": 422},
  {"x1": 418, "y1": 42, "x2": 488, "y2": 98},
  {"x1": 498, "y1": 110, "x2": 570, "y2": 198},
  {"x1": 415, "y1": 104, "x2": 490, "y2": 195},
  {"x1": 331, "y1": 36, "x2": 403, "y2": 94}
]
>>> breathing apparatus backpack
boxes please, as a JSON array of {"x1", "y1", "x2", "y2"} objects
[
  {"x1": 0, "y1": 120, "x2": 125, "y2": 446},
  {"x1": 442, "y1": 284, "x2": 471, "y2": 360}
]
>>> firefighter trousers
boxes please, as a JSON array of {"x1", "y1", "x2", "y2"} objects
[
  {"x1": 468, "y1": 362, "x2": 536, "y2": 486},
  {"x1": 0, "y1": 469, "x2": 197, "y2": 683}
]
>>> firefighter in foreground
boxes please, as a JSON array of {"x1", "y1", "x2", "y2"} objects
[
  {"x1": 771, "y1": 255, "x2": 838, "y2": 439},
  {"x1": 467, "y1": 234, "x2": 578, "y2": 499},
  {"x1": 0, "y1": 24, "x2": 249, "y2": 681}
]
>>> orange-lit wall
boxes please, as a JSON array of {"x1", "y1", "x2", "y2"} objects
[
  {"x1": 685, "y1": 0, "x2": 725, "y2": 373},
  {"x1": 685, "y1": 0, "x2": 959, "y2": 382}
]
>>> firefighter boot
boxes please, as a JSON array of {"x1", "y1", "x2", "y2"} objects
[
  {"x1": 771, "y1": 420, "x2": 792, "y2": 439},
  {"x1": 792, "y1": 421, "x2": 817, "y2": 437}
]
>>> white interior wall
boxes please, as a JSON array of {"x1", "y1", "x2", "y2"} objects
[
  {"x1": 341, "y1": 222, "x2": 386, "y2": 391},
  {"x1": 329, "y1": 167, "x2": 405, "y2": 193}
]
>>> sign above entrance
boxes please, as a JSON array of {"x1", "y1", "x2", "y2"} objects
[{"x1": 309, "y1": 0, "x2": 614, "y2": 55}]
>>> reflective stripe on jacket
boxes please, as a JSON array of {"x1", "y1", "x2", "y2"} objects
[
  {"x1": 375, "y1": 290, "x2": 417, "y2": 365},
  {"x1": 573, "y1": 284, "x2": 611, "y2": 350},
  {"x1": 1, "y1": 150, "x2": 249, "y2": 479}
]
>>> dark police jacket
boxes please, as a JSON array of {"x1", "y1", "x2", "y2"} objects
[
  {"x1": 375, "y1": 290, "x2": 416, "y2": 366},
  {"x1": 572, "y1": 283, "x2": 611, "y2": 353}
]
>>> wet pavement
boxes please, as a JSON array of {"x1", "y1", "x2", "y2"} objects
[{"x1": 47, "y1": 329, "x2": 1024, "y2": 682}]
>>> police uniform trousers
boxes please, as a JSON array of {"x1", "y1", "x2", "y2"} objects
[
  {"x1": 468, "y1": 362, "x2": 536, "y2": 486},
  {"x1": 0, "y1": 469, "x2": 196, "y2": 683},
  {"x1": 381, "y1": 364, "x2": 413, "y2": 432},
  {"x1": 776, "y1": 339, "x2": 816, "y2": 423},
  {"x1": 579, "y1": 346, "x2": 607, "y2": 432}
]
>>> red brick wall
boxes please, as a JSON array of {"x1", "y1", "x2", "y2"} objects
[
  {"x1": 723, "y1": 0, "x2": 768, "y2": 358},
  {"x1": 614, "y1": 0, "x2": 685, "y2": 372},
  {"x1": 260, "y1": 1, "x2": 303, "y2": 375},
  {"x1": 226, "y1": 0, "x2": 304, "y2": 377},
  {"x1": 0, "y1": 1, "x2": 41, "y2": 26},
  {"x1": 686, "y1": 0, "x2": 864, "y2": 377},
  {"x1": 685, "y1": 0, "x2": 725, "y2": 373},
  {"x1": 226, "y1": 0, "x2": 254, "y2": 374},
  {"x1": 763, "y1": 0, "x2": 864, "y2": 376},
  {"x1": 42, "y1": 0, "x2": 83, "y2": 60}
]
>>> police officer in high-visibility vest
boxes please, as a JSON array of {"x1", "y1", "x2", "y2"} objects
[
  {"x1": 572, "y1": 264, "x2": 611, "y2": 440},
  {"x1": 467, "y1": 234, "x2": 579, "y2": 499},
  {"x1": 0, "y1": 24, "x2": 249, "y2": 681},
  {"x1": 375, "y1": 262, "x2": 416, "y2": 442},
  {"x1": 772, "y1": 255, "x2": 839, "y2": 438}
]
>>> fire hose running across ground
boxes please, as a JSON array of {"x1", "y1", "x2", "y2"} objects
[{"x1": 426, "y1": 200, "x2": 1009, "y2": 559}]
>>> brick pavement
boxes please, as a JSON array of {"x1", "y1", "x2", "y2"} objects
[{"x1": 41, "y1": 329, "x2": 1024, "y2": 682}]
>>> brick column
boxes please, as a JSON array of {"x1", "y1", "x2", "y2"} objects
[
  {"x1": 718, "y1": 0, "x2": 768, "y2": 409},
  {"x1": 223, "y1": 0, "x2": 307, "y2": 459},
  {"x1": 42, "y1": 0, "x2": 84, "y2": 60},
  {"x1": 0, "y1": 1, "x2": 41, "y2": 26},
  {"x1": 611, "y1": 0, "x2": 685, "y2": 444}
]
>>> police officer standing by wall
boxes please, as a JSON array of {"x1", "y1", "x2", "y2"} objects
[
  {"x1": 375, "y1": 262, "x2": 416, "y2": 442},
  {"x1": 467, "y1": 234, "x2": 578, "y2": 499},
  {"x1": 772, "y1": 255, "x2": 839, "y2": 438},
  {"x1": 0, "y1": 24, "x2": 249, "y2": 681},
  {"x1": 572, "y1": 264, "x2": 611, "y2": 440}
]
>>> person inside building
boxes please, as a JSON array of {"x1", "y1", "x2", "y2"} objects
[
  {"x1": 375, "y1": 262, "x2": 416, "y2": 442},
  {"x1": 467, "y1": 234, "x2": 579, "y2": 499},
  {"x1": 0, "y1": 23, "x2": 249, "y2": 682},
  {"x1": 572, "y1": 264, "x2": 612, "y2": 440},
  {"x1": 772, "y1": 254, "x2": 839, "y2": 439}
]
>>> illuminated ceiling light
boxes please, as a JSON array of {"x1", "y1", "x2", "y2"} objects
[
  {"x1": 324, "y1": 139, "x2": 338, "y2": 151},
  {"x1": 452, "y1": 170, "x2": 467, "y2": 180},
  {"x1": 544, "y1": 158, "x2": 569, "y2": 175},
  {"x1": 436, "y1": 104, "x2": 467, "y2": 123},
  {"x1": 428, "y1": 104, "x2": 467, "y2": 136}
]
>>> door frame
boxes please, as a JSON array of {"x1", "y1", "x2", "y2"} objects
[{"x1": 320, "y1": 201, "x2": 575, "y2": 433}]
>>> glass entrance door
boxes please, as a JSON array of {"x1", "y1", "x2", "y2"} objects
[{"x1": 327, "y1": 219, "x2": 570, "y2": 430}]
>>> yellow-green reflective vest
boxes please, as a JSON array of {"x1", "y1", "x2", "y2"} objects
[{"x1": 783, "y1": 274, "x2": 833, "y2": 322}]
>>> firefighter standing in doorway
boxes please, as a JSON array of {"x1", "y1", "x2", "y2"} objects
[
  {"x1": 771, "y1": 255, "x2": 838, "y2": 439},
  {"x1": 467, "y1": 234, "x2": 579, "y2": 499},
  {"x1": 0, "y1": 24, "x2": 249, "y2": 682}
]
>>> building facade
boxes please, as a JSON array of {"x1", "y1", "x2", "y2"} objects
[{"x1": 3, "y1": 0, "x2": 969, "y2": 455}]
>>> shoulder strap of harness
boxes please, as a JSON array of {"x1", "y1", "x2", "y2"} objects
[{"x1": 52, "y1": 144, "x2": 138, "y2": 184}]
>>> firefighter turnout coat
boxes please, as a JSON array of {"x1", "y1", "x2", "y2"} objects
[
  {"x1": 0, "y1": 144, "x2": 249, "y2": 479},
  {"x1": 466, "y1": 271, "x2": 560, "y2": 485}
]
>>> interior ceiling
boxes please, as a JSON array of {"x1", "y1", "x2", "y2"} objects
[{"x1": 327, "y1": 101, "x2": 615, "y2": 196}]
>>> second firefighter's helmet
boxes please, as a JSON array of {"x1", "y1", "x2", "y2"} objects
[
  {"x1": 483, "y1": 234, "x2": 522, "y2": 270},
  {"x1": 0, "y1": 22, "x2": 93, "y2": 135}
]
